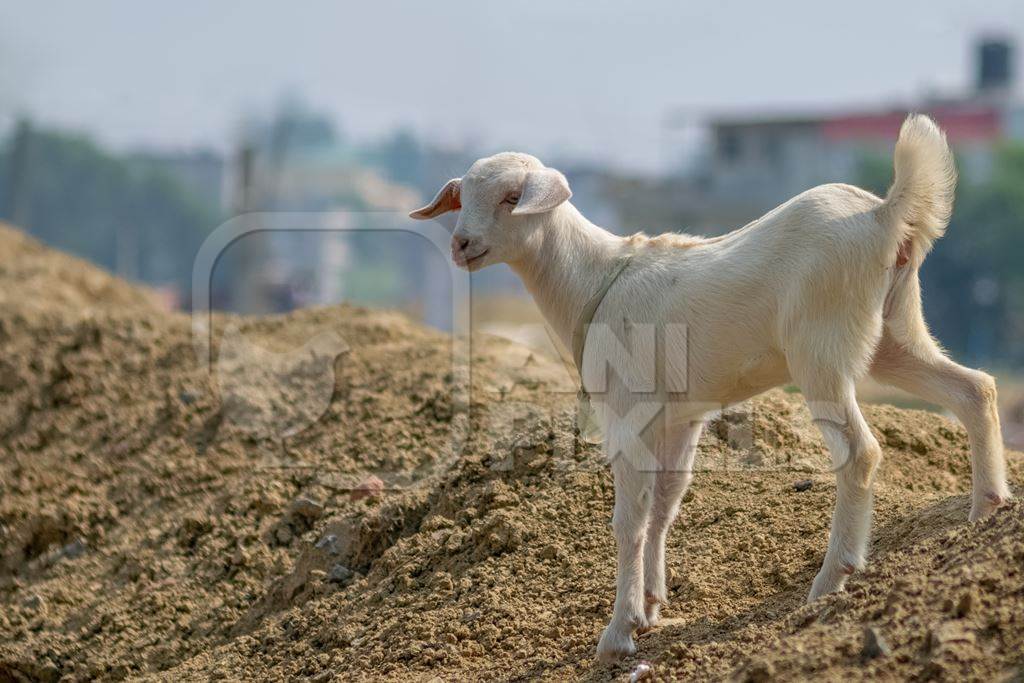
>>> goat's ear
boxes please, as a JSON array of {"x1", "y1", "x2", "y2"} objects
[
  {"x1": 511, "y1": 168, "x2": 572, "y2": 215},
  {"x1": 409, "y1": 178, "x2": 461, "y2": 219}
]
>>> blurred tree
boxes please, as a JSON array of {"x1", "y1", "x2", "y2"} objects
[
  {"x1": 361, "y1": 128, "x2": 423, "y2": 188},
  {"x1": 0, "y1": 124, "x2": 219, "y2": 295},
  {"x1": 265, "y1": 100, "x2": 342, "y2": 170},
  {"x1": 859, "y1": 145, "x2": 1024, "y2": 366}
]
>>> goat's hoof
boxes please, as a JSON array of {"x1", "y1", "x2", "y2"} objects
[
  {"x1": 807, "y1": 567, "x2": 850, "y2": 602},
  {"x1": 597, "y1": 626, "x2": 636, "y2": 664},
  {"x1": 639, "y1": 593, "x2": 662, "y2": 632},
  {"x1": 969, "y1": 491, "x2": 1010, "y2": 522}
]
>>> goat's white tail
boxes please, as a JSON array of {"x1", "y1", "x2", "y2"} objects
[{"x1": 875, "y1": 114, "x2": 957, "y2": 264}]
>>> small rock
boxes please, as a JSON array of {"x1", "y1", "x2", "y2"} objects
[
  {"x1": 289, "y1": 497, "x2": 324, "y2": 522},
  {"x1": 179, "y1": 390, "x2": 199, "y2": 405},
  {"x1": 315, "y1": 533, "x2": 341, "y2": 555},
  {"x1": 328, "y1": 564, "x2": 353, "y2": 584},
  {"x1": 630, "y1": 661, "x2": 653, "y2": 682},
  {"x1": 275, "y1": 526, "x2": 293, "y2": 544},
  {"x1": 309, "y1": 569, "x2": 327, "y2": 582},
  {"x1": 61, "y1": 538, "x2": 87, "y2": 560},
  {"x1": 538, "y1": 544, "x2": 561, "y2": 561},
  {"x1": 350, "y1": 475, "x2": 385, "y2": 502},
  {"x1": 23, "y1": 593, "x2": 45, "y2": 611},
  {"x1": 793, "y1": 479, "x2": 813, "y2": 492},
  {"x1": 861, "y1": 625, "x2": 891, "y2": 659}
]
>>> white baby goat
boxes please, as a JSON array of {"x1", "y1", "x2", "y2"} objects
[{"x1": 410, "y1": 115, "x2": 1011, "y2": 663}]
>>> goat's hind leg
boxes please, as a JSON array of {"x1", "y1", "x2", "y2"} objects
[
  {"x1": 873, "y1": 267, "x2": 1010, "y2": 520},
  {"x1": 871, "y1": 334, "x2": 1010, "y2": 520}
]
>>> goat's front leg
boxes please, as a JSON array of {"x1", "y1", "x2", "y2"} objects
[
  {"x1": 802, "y1": 386, "x2": 882, "y2": 600},
  {"x1": 641, "y1": 423, "x2": 702, "y2": 629},
  {"x1": 597, "y1": 453, "x2": 655, "y2": 663}
]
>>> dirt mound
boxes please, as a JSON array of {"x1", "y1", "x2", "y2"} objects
[
  {"x1": 0, "y1": 223, "x2": 159, "y2": 316},
  {"x1": 0, "y1": 227, "x2": 1021, "y2": 682}
]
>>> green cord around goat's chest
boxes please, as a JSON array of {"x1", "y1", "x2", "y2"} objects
[{"x1": 571, "y1": 254, "x2": 633, "y2": 444}]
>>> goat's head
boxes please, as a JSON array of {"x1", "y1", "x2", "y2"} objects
[{"x1": 409, "y1": 152, "x2": 572, "y2": 271}]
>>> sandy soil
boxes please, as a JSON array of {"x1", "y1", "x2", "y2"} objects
[{"x1": 1, "y1": 223, "x2": 1022, "y2": 682}]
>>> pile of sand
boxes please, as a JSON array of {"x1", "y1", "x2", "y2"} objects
[{"x1": 0, "y1": 224, "x2": 1021, "y2": 682}]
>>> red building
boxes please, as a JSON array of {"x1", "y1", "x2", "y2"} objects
[{"x1": 701, "y1": 38, "x2": 1022, "y2": 216}]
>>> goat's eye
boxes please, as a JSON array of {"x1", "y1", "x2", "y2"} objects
[{"x1": 504, "y1": 194, "x2": 520, "y2": 205}]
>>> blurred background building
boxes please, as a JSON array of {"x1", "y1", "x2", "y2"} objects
[{"x1": 697, "y1": 37, "x2": 1022, "y2": 213}]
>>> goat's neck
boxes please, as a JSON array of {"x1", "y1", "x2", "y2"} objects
[{"x1": 509, "y1": 203, "x2": 625, "y2": 350}]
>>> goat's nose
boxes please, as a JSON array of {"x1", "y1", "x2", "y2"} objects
[{"x1": 453, "y1": 236, "x2": 470, "y2": 252}]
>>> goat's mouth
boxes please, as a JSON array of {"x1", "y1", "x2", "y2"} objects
[{"x1": 456, "y1": 249, "x2": 489, "y2": 271}]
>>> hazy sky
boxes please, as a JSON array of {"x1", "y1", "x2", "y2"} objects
[{"x1": 2, "y1": 1, "x2": 1022, "y2": 171}]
